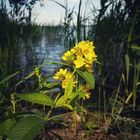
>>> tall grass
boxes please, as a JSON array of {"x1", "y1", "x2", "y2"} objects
[
  {"x1": 52, "y1": 0, "x2": 97, "y2": 50},
  {"x1": 0, "y1": 12, "x2": 44, "y2": 88}
]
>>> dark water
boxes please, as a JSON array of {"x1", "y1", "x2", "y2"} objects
[{"x1": 18, "y1": 34, "x2": 64, "y2": 74}]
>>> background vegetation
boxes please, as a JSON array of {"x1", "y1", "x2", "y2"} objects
[{"x1": 0, "y1": 0, "x2": 140, "y2": 139}]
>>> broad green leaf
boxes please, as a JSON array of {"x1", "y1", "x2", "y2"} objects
[
  {"x1": 8, "y1": 116, "x2": 44, "y2": 140},
  {"x1": 16, "y1": 93, "x2": 53, "y2": 106},
  {"x1": 77, "y1": 70, "x2": 95, "y2": 89},
  {"x1": 0, "y1": 119, "x2": 16, "y2": 136},
  {"x1": 64, "y1": 77, "x2": 74, "y2": 97},
  {"x1": 11, "y1": 111, "x2": 45, "y2": 118}
]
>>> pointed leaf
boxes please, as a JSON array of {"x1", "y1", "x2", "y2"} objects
[
  {"x1": 16, "y1": 93, "x2": 53, "y2": 106},
  {"x1": 55, "y1": 96, "x2": 73, "y2": 110},
  {"x1": 65, "y1": 104, "x2": 73, "y2": 110},
  {"x1": 64, "y1": 77, "x2": 74, "y2": 97},
  {"x1": 55, "y1": 96, "x2": 65, "y2": 107},
  {"x1": 43, "y1": 82, "x2": 59, "y2": 89},
  {"x1": 0, "y1": 119, "x2": 16, "y2": 136},
  {"x1": 131, "y1": 44, "x2": 140, "y2": 51},
  {"x1": 77, "y1": 70, "x2": 95, "y2": 89},
  {"x1": 69, "y1": 91, "x2": 84, "y2": 102},
  {"x1": 8, "y1": 116, "x2": 44, "y2": 140}
]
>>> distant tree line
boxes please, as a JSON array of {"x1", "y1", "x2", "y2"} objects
[{"x1": 0, "y1": 0, "x2": 41, "y2": 23}]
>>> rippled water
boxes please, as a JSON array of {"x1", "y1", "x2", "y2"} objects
[{"x1": 19, "y1": 35, "x2": 64, "y2": 74}]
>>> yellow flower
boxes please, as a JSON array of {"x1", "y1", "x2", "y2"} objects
[
  {"x1": 54, "y1": 68, "x2": 77, "y2": 89},
  {"x1": 61, "y1": 40, "x2": 97, "y2": 71},
  {"x1": 62, "y1": 50, "x2": 74, "y2": 62},
  {"x1": 84, "y1": 64, "x2": 93, "y2": 73},
  {"x1": 53, "y1": 68, "x2": 67, "y2": 80},
  {"x1": 65, "y1": 72, "x2": 73, "y2": 79},
  {"x1": 62, "y1": 79, "x2": 68, "y2": 89},
  {"x1": 75, "y1": 49, "x2": 83, "y2": 58},
  {"x1": 82, "y1": 84, "x2": 91, "y2": 100},
  {"x1": 85, "y1": 52, "x2": 97, "y2": 61},
  {"x1": 73, "y1": 56, "x2": 85, "y2": 68},
  {"x1": 62, "y1": 73, "x2": 77, "y2": 89},
  {"x1": 84, "y1": 92, "x2": 91, "y2": 100}
]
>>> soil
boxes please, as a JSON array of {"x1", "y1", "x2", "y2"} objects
[{"x1": 37, "y1": 111, "x2": 140, "y2": 140}]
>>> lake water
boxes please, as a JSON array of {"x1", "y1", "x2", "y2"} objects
[{"x1": 18, "y1": 34, "x2": 64, "y2": 75}]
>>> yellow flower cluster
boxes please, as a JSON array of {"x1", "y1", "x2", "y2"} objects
[
  {"x1": 53, "y1": 68, "x2": 76, "y2": 89},
  {"x1": 80, "y1": 84, "x2": 91, "y2": 100},
  {"x1": 62, "y1": 41, "x2": 97, "y2": 72}
]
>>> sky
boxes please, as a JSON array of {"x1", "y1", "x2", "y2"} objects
[{"x1": 32, "y1": 0, "x2": 101, "y2": 25}]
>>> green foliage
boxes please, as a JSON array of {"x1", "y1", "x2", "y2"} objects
[
  {"x1": 125, "y1": 54, "x2": 130, "y2": 86},
  {"x1": 0, "y1": 119, "x2": 16, "y2": 136},
  {"x1": 0, "y1": 39, "x2": 97, "y2": 139},
  {"x1": 16, "y1": 93, "x2": 54, "y2": 106},
  {"x1": 8, "y1": 116, "x2": 44, "y2": 140},
  {"x1": 1, "y1": 0, "x2": 140, "y2": 139},
  {"x1": 64, "y1": 76, "x2": 74, "y2": 97},
  {"x1": 77, "y1": 70, "x2": 95, "y2": 89},
  {"x1": 0, "y1": 71, "x2": 20, "y2": 85}
]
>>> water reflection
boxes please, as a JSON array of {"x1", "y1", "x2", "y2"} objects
[{"x1": 19, "y1": 34, "x2": 64, "y2": 74}]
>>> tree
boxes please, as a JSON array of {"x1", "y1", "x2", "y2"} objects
[{"x1": 9, "y1": 0, "x2": 40, "y2": 23}]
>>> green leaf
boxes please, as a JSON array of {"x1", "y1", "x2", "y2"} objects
[
  {"x1": 55, "y1": 96, "x2": 73, "y2": 110},
  {"x1": 15, "y1": 71, "x2": 35, "y2": 87},
  {"x1": 55, "y1": 96, "x2": 65, "y2": 107},
  {"x1": 16, "y1": 93, "x2": 53, "y2": 106},
  {"x1": 8, "y1": 116, "x2": 44, "y2": 140},
  {"x1": 64, "y1": 77, "x2": 74, "y2": 97},
  {"x1": 69, "y1": 91, "x2": 84, "y2": 102},
  {"x1": 125, "y1": 54, "x2": 130, "y2": 86},
  {"x1": 0, "y1": 119, "x2": 16, "y2": 136},
  {"x1": 131, "y1": 44, "x2": 140, "y2": 51},
  {"x1": 77, "y1": 70, "x2": 95, "y2": 89},
  {"x1": 43, "y1": 82, "x2": 59, "y2": 89},
  {"x1": 65, "y1": 104, "x2": 73, "y2": 110},
  {"x1": 0, "y1": 71, "x2": 20, "y2": 85}
]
